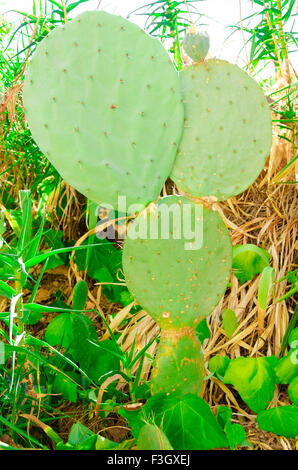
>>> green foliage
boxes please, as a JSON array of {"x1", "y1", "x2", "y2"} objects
[
  {"x1": 229, "y1": 0, "x2": 297, "y2": 72},
  {"x1": 223, "y1": 356, "x2": 278, "y2": 413},
  {"x1": 195, "y1": 318, "x2": 210, "y2": 343},
  {"x1": 208, "y1": 355, "x2": 230, "y2": 379},
  {"x1": 288, "y1": 376, "x2": 298, "y2": 405},
  {"x1": 137, "y1": 423, "x2": 173, "y2": 450},
  {"x1": 121, "y1": 393, "x2": 229, "y2": 450},
  {"x1": 129, "y1": 1, "x2": 204, "y2": 68},
  {"x1": 75, "y1": 237, "x2": 131, "y2": 305},
  {"x1": 72, "y1": 280, "x2": 88, "y2": 311},
  {"x1": 232, "y1": 244, "x2": 270, "y2": 284},
  {"x1": 275, "y1": 350, "x2": 298, "y2": 384},
  {"x1": 216, "y1": 406, "x2": 251, "y2": 449},
  {"x1": 257, "y1": 406, "x2": 298, "y2": 439},
  {"x1": 222, "y1": 309, "x2": 238, "y2": 339},
  {"x1": 56, "y1": 422, "x2": 121, "y2": 450}
]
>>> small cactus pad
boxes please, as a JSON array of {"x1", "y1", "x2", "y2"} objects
[
  {"x1": 123, "y1": 195, "x2": 232, "y2": 329},
  {"x1": 183, "y1": 27, "x2": 210, "y2": 62},
  {"x1": 23, "y1": 11, "x2": 184, "y2": 212},
  {"x1": 171, "y1": 59, "x2": 272, "y2": 201},
  {"x1": 151, "y1": 329, "x2": 204, "y2": 397}
]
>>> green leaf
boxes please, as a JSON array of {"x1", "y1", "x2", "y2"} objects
[
  {"x1": 23, "y1": 309, "x2": 42, "y2": 325},
  {"x1": 209, "y1": 355, "x2": 230, "y2": 379},
  {"x1": 45, "y1": 313, "x2": 73, "y2": 349},
  {"x1": 75, "y1": 238, "x2": 129, "y2": 304},
  {"x1": 18, "y1": 190, "x2": 32, "y2": 256},
  {"x1": 72, "y1": 280, "x2": 88, "y2": 311},
  {"x1": 222, "y1": 309, "x2": 238, "y2": 339},
  {"x1": 275, "y1": 350, "x2": 298, "y2": 384},
  {"x1": 68, "y1": 423, "x2": 96, "y2": 448},
  {"x1": 288, "y1": 377, "x2": 298, "y2": 405},
  {"x1": 217, "y1": 407, "x2": 249, "y2": 450},
  {"x1": 65, "y1": 422, "x2": 118, "y2": 450},
  {"x1": 53, "y1": 373, "x2": 78, "y2": 403},
  {"x1": 95, "y1": 434, "x2": 119, "y2": 450},
  {"x1": 257, "y1": 406, "x2": 298, "y2": 439},
  {"x1": 257, "y1": 266, "x2": 275, "y2": 310},
  {"x1": 79, "y1": 340, "x2": 121, "y2": 384},
  {"x1": 0, "y1": 280, "x2": 16, "y2": 299},
  {"x1": 232, "y1": 244, "x2": 270, "y2": 284},
  {"x1": 121, "y1": 393, "x2": 229, "y2": 450},
  {"x1": 137, "y1": 423, "x2": 173, "y2": 450},
  {"x1": 289, "y1": 328, "x2": 298, "y2": 349},
  {"x1": 195, "y1": 318, "x2": 210, "y2": 343},
  {"x1": 45, "y1": 311, "x2": 97, "y2": 365},
  {"x1": 223, "y1": 357, "x2": 278, "y2": 412}
]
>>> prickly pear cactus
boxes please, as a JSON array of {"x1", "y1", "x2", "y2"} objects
[
  {"x1": 123, "y1": 195, "x2": 232, "y2": 396},
  {"x1": 23, "y1": 11, "x2": 184, "y2": 212},
  {"x1": 171, "y1": 59, "x2": 272, "y2": 201},
  {"x1": 183, "y1": 26, "x2": 209, "y2": 62}
]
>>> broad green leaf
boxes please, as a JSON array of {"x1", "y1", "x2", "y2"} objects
[
  {"x1": 45, "y1": 311, "x2": 97, "y2": 363},
  {"x1": 288, "y1": 377, "x2": 298, "y2": 405},
  {"x1": 222, "y1": 309, "x2": 238, "y2": 339},
  {"x1": 137, "y1": 423, "x2": 173, "y2": 450},
  {"x1": 79, "y1": 340, "x2": 120, "y2": 383},
  {"x1": 257, "y1": 266, "x2": 275, "y2": 310},
  {"x1": 70, "y1": 313, "x2": 97, "y2": 362},
  {"x1": 53, "y1": 373, "x2": 78, "y2": 403},
  {"x1": 232, "y1": 244, "x2": 270, "y2": 284},
  {"x1": 257, "y1": 406, "x2": 298, "y2": 439},
  {"x1": 209, "y1": 355, "x2": 230, "y2": 379},
  {"x1": 95, "y1": 435, "x2": 119, "y2": 450},
  {"x1": 68, "y1": 423, "x2": 96, "y2": 447},
  {"x1": 121, "y1": 393, "x2": 229, "y2": 450},
  {"x1": 45, "y1": 313, "x2": 74, "y2": 349},
  {"x1": 223, "y1": 357, "x2": 278, "y2": 412},
  {"x1": 195, "y1": 318, "x2": 210, "y2": 343},
  {"x1": 66, "y1": 422, "x2": 118, "y2": 450},
  {"x1": 72, "y1": 280, "x2": 88, "y2": 311},
  {"x1": 275, "y1": 350, "x2": 298, "y2": 384}
]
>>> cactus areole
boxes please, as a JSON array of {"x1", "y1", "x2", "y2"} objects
[
  {"x1": 23, "y1": 11, "x2": 184, "y2": 212},
  {"x1": 123, "y1": 196, "x2": 232, "y2": 396}
]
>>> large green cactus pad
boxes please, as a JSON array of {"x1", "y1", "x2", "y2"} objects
[
  {"x1": 151, "y1": 329, "x2": 204, "y2": 397},
  {"x1": 23, "y1": 11, "x2": 184, "y2": 212},
  {"x1": 123, "y1": 195, "x2": 232, "y2": 329},
  {"x1": 171, "y1": 59, "x2": 272, "y2": 201}
]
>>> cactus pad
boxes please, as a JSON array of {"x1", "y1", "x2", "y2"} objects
[
  {"x1": 171, "y1": 59, "x2": 272, "y2": 201},
  {"x1": 23, "y1": 11, "x2": 184, "y2": 212},
  {"x1": 123, "y1": 195, "x2": 232, "y2": 329},
  {"x1": 183, "y1": 27, "x2": 210, "y2": 62},
  {"x1": 151, "y1": 329, "x2": 204, "y2": 397}
]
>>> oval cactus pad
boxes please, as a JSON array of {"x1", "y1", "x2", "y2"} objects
[
  {"x1": 123, "y1": 196, "x2": 232, "y2": 329},
  {"x1": 23, "y1": 11, "x2": 184, "y2": 212},
  {"x1": 171, "y1": 59, "x2": 272, "y2": 201}
]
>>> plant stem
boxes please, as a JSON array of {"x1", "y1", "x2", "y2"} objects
[
  {"x1": 276, "y1": 0, "x2": 291, "y2": 82},
  {"x1": 15, "y1": 270, "x2": 24, "y2": 341}
]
